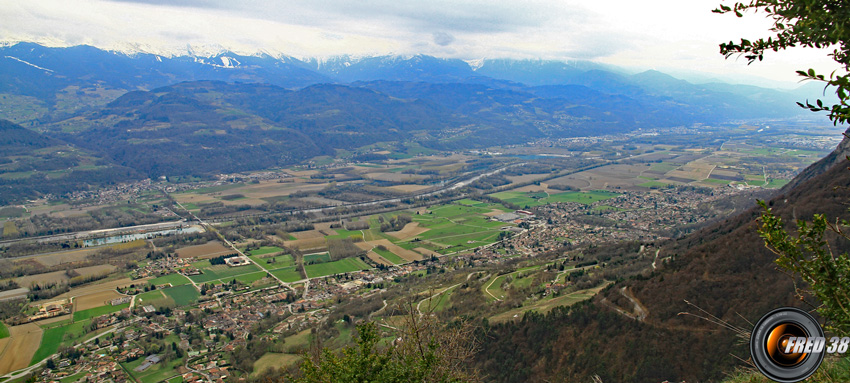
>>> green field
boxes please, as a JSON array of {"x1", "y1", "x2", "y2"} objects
[
  {"x1": 429, "y1": 204, "x2": 492, "y2": 218},
  {"x1": 423, "y1": 286, "x2": 457, "y2": 313},
  {"x1": 408, "y1": 203, "x2": 513, "y2": 253},
  {"x1": 484, "y1": 266, "x2": 541, "y2": 301},
  {"x1": 303, "y1": 252, "x2": 331, "y2": 264},
  {"x1": 32, "y1": 326, "x2": 67, "y2": 364},
  {"x1": 253, "y1": 353, "x2": 302, "y2": 376},
  {"x1": 136, "y1": 290, "x2": 174, "y2": 307},
  {"x1": 489, "y1": 282, "x2": 610, "y2": 323},
  {"x1": 373, "y1": 247, "x2": 406, "y2": 264},
  {"x1": 0, "y1": 321, "x2": 8, "y2": 339},
  {"x1": 305, "y1": 257, "x2": 370, "y2": 278},
  {"x1": 73, "y1": 303, "x2": 130, "y2": 321},
  {"x1": 270, "y1": 267, "x2": 303, "y2": 282},
  {"x1": 181, "y1": 202, "x2": 199, "y2": 210},
  {"x1": 149, "y1": 273, "x2": 192, "y2": 287},
  {"x1": 510, "y1": 273, "x2": 537, "y2": 289},
  {"x1": 766, "y1": 179, "x2": 790, "y2": 188},
  {"x1": 222, "y1": 271, "x2": 268, "y2": 285},
  {"x1": 249, "y1": 254, "x2": 294, "y2": 268},
  {"x1": 188, "y1": 263, "x2": 262, "y2": 283},
  {"x1": 489, "y1": 190, "x2": 619, "y2": 207},
  {"x1": 32, "y1": 318, "x2": 101, "y2": 364},
  {"x1": 455, "y1": 199, "x2": 512, "y2": 211},
  {"x1": 638, "y1": 181, "x2": 669, "y2": 188},
  {"x1": 162, "y1": 285, "x2": 200, "y2": 306},
  {"x1": 283, "y1": 329, "x2": 314, "y2": 353},
  {"x1": 485, "y1": 274, "x2": 510, "y2": 300},
  {"x1": 455, "y1": 198, "x2": 491, "y2": 207},
  {"x1": 247, "y1": 246, "x2": 285, "y2": 256},
  {"x1": 649, "y1": 162, "x2": 678, "y2": 172}
]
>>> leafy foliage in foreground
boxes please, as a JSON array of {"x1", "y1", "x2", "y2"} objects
[
  {"x1": 296, "y1": 321, "x2": 477, "y2": 383},
  {"x1": 759, "y1": 202, "x2": 850, "y2": 336},
  {"x1": 715, "y1": 0, "x2": 850, "y2": 125},
  {"x1": 252, "y1": 306, "x2": 479, "y2": 382}
]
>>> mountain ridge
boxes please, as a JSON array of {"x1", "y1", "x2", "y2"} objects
[{"x1": 0, "y1": 42, "x2": 825, "y2": 129}]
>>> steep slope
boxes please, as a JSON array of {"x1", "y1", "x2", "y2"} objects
[
  {"x1": 45, "y1": 81, "x2": 472, "y2": 178},
  {"x1": 475, "y1": 131, "x2": 850, "y2": 382},
  {"x1": 0, "y1": 120, "x2": 141, "y2": 204},
  {"x1": 52, "y1": 82, "x2": 324, "y2": 178}
]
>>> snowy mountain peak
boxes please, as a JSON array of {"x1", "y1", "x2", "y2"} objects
[{"x1": 465, "y1": 58, "x2": 484, "y2": 71}]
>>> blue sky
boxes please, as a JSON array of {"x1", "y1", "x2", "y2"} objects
[{"x1": 0, "y1": 0, "x2": 839, "y2": 86}]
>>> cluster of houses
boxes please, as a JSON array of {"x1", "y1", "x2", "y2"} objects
[{"x1": 28, "y1": 299, "x2": 72, "y2": 322}]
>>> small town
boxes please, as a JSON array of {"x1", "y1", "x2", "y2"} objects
[{"x1": 19, "y1": 182, "x2": 757, "y2": 383}]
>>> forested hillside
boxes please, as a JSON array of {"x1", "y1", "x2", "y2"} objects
[{"x1": 0, "y1": 120, "x2": 141, "y2": 204}]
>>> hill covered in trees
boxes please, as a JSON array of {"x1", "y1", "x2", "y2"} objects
[{"x1": 0, "y1": 119, "x2": 142, "y2": 204}]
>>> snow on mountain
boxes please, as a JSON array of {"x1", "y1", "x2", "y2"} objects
[
  {"x1": 3, "y1": 55, "x2": 54, "y2": 73},
  {"x1": 465, "y1": 58, "x2": 484, "y2": 71}
]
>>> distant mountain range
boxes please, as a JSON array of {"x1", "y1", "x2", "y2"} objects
[
  {"x1": 1, "y1": 42, "x2": 832, "y2": 124},
  {"x1": 0, "y1": 42, "x2": 838, "y2": 202}
]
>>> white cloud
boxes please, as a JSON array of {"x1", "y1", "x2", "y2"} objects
[{"x1": 0, "y1": 0, "x2": 840, "y2": 85}]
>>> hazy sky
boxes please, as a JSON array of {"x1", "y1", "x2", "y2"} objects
[{"x1": 0, "y1": 0, "x2": 840, "y2": 86}]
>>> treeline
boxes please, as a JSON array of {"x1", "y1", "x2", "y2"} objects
[
  {"x1": 379, "y1": 214, "x2": 411, "y2": 232},
  {"x1": 469, "y1": 174, "x2": 511, "y2": 190},
  {"x1": 340, "y1": 220, "x2": 369, "y2": 231},
  {"x1": 208, "y1": 254, "x2": 239, "y2": 265},
  {"x1": 0, "y1": 241, "x2": 146, "y2": 279},
  {"x1": 27, "y1": 270, "x2": 112, "y2": 301},
  {"x1": 7, "y1": 205, "x2": 168, "y2": 239},
  {"x1": 0, "y1": 298, "x2": 26, "y2": 320},
  {"x1": 28, "y1": 281, "x2": 70, "y2": 301},
  {"x1": 327, "y1": 238, "x2": 366, "y2": 261},
  {"x1": 471, "y1": 194, "x2": 520, "y2": 211},
  {"x1": 0, "y1": 279, "x2": 19, "y2": 292},
  {"x1": 547, "y1": 184, "x2": 578, "y2": 191}
]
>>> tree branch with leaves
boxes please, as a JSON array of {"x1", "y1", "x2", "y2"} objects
[
  {"x1": 758, "y1": 201, "x2": 850, "y2": 336},
  {"x1": 715, "y1": 0, "x2": 850, "y2": 124}
]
